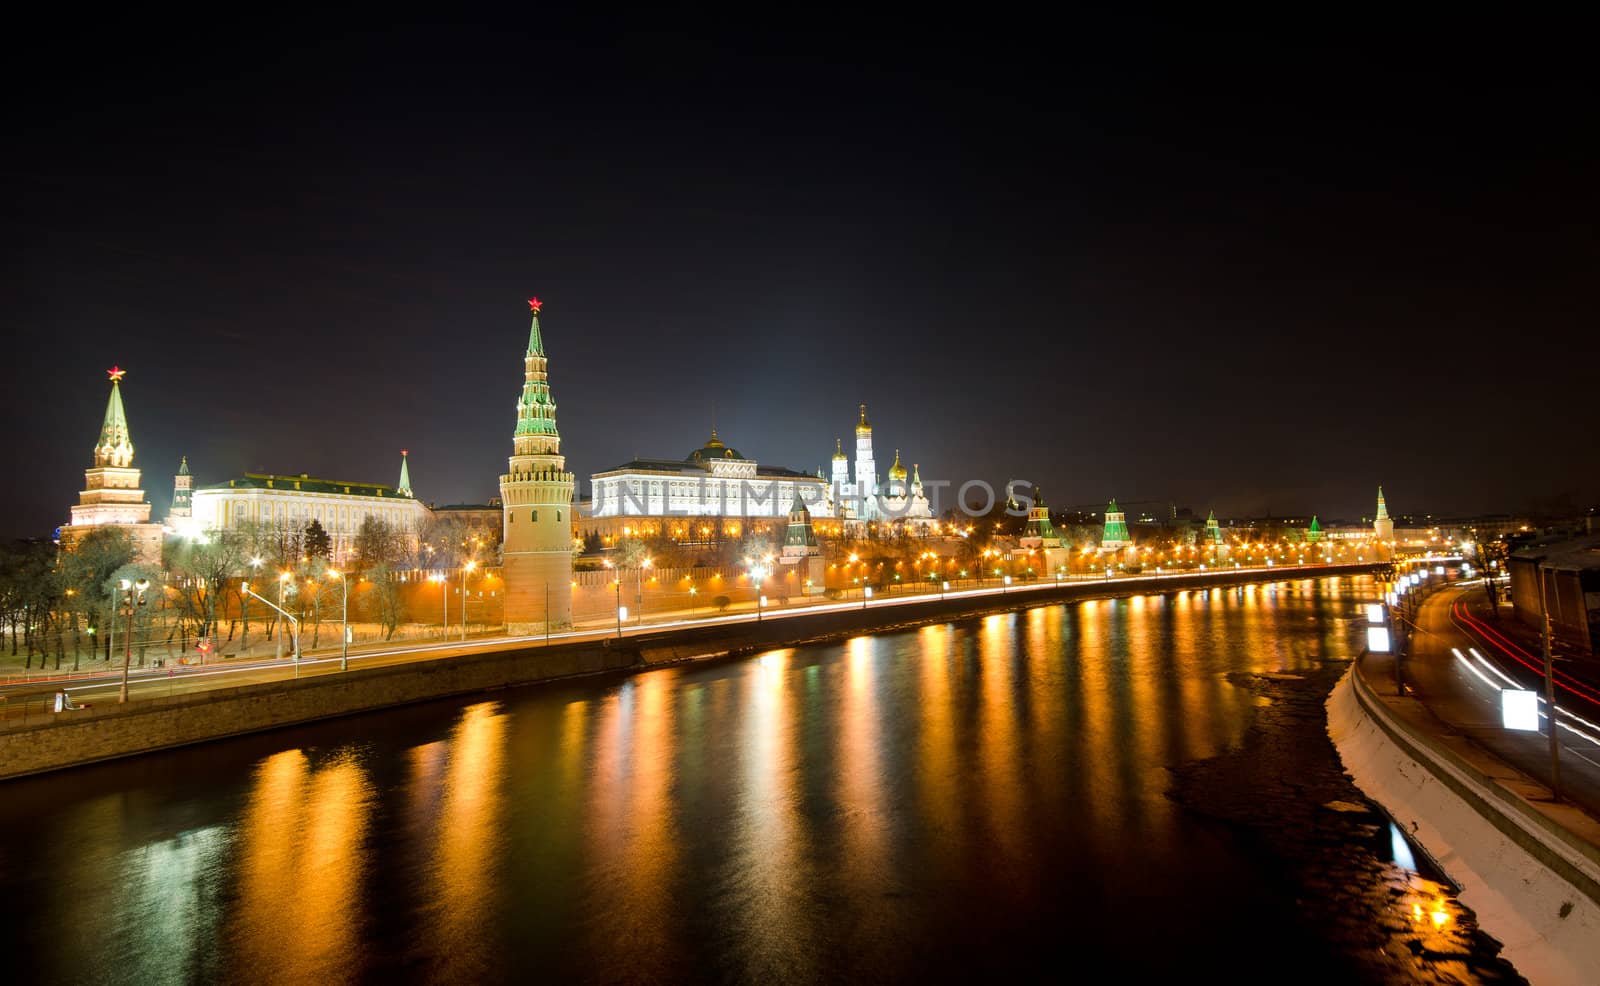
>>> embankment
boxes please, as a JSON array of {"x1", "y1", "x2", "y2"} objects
[
  {"x1": 0, "y1": 563, "x2": 1376, "y2": 781},
  {"x1": 1327, "y1": 655, "x2": 1600, "y2": 985}
]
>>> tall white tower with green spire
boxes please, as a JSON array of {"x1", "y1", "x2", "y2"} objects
[
  {"x1": 499, "y1": 298, "x2": 575, "y2": 633},
  {"x1": 1374, "y1": 486, "x2": 1394, "y2": 542},
  {"x1": 62, "y1": 366, "x2": 163, "y2": 562}
]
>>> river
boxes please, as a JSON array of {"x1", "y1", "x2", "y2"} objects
[{"x1": 0, "y1": 576, "x2": 1525, "y2": 983}]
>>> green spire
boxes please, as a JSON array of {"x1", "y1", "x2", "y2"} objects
[
  {"x1": 177, "y1": 455, "x2": 189, "y2": 476},
  {"x1": 527, "y1": 308, "x2": 544, "y2": 357},
  {"x1": 1375, "y1": 486, "x2": 1389, "y2": 521},
  {"x1": 397, "y1": 450, "x2": 413, "y2": 497},
  {"x1": 1308, "y1": 514, "x2": 1322, "y2": 542},
  {"x1": 95, "y1": 368, "x2": 134, "y2": 467},
  {"x1": 514, "y1": 300, "x2": 561, "y2": 443}
]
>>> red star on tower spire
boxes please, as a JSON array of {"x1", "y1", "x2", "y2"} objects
[
  {"x1": 527, "y1": 297, "x2": 542, "y2": 313},
  {"x1": 107, "y1": 366, "x2": 126, "y2": 382}
]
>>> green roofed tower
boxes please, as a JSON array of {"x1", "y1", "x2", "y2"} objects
[
  {"x1": 1101, "y1": 498, "x2": 1131, "y2": 549},
  {"x1": 499, "y1": 298, "x2": 576, "y2": 633}
]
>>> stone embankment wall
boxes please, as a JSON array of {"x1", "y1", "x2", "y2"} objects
[
  {"x1": 1328, "y1": 661, "x2": 1600, "y2": 985},
  {"x1": 0, "y1": 563, "x2": 1377, "y2": 782}
]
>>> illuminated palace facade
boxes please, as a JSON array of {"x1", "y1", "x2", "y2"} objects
[
  {"x1": 581, "y1": 403, "x2": 935, "y2": 543},
  {"x1": 181, "y1": 451, "x2": 429, "y2": 562}
]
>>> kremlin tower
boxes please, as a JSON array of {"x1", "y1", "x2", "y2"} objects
[
  {"x1": 499, "y1": 299, "x2": 575, "y2": 633},
  {"x1": 61, "y1": 367, "x2": 163, "y2": 562},
  {"x1": 168, "y1": 456, "x2": 193, "y2": 524},
  {"x1": 1100, "y1": 498, "x2": 1132, "y2": 550},
  {"x1": 1374, "y1": 486, "x2": 1394, "y2": 542}
]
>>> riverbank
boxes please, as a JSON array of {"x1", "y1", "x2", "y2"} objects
[
  {"x1": 0, "y1": 562, "x2": 1377, "y2": 781},
  {"x1": 1328, "y1": 652, "x2": 1600, "y2": 985}
]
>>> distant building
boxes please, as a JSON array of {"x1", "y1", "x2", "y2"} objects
[{"x1": 59, "y1": 367, "x2": 163, "y2": 563}]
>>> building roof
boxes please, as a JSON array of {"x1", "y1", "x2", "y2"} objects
[
  {"x1": 597, "y1": 457, "x2": 821, "y2": 480},
  {"x1": 686, "y1": 428, "x2": 744, "y2": 463},
  {"x1": 197, "y1": 472, "x2": 414, "y2": 499},
  {"x1": 1511, "y1": 533, "x2": 1600, "y2": 572}
]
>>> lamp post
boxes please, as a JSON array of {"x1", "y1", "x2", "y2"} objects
[
  {"x1": 277, "y1": 571, "x2": 291, "y2": 662},
  {"x1": 1537, "y1": 563, "x2": 1563, "y2": 802},
  {"x1": 749, "y1": 563, "x2": 768, "y2": 622},
  {"x1": 636, "y1": 557, "x2": 650, "y2": 625},
  {"x1": 460, "y1": 560, "x2": 477, "y2": 640},
  {"x1": 328, "y1": 569, "x2": 349, "y2": 671},
  {"x1": 429, "y1": 572, "x2": 447, "y2": 639},
  {"x1": 117, "y1": 578, "x2": 149, "y2": 703},
  {"x1": 243, "y1": 556, "x2": 262, "y2": 651}
]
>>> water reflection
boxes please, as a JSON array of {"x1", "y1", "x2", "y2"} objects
[
  {"x1": 424, "y1": 701, "x2": 509, "y2": 981},
  {"x1": 234, "y1": 747, "x2": 374, "y2": 984}
]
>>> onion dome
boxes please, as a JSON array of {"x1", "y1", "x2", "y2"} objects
[
  {"x1": 832, "y1": 438, "x2": 847, "y2": 461},
  {"x1": 855, "y1": 403, "x2": 872, "y2": 436},
  {"x1": 888, "y1": 449, "x2": 907, "y2": 482}
]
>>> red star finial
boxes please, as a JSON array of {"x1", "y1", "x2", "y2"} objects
[
  {"x1": 107, "y1": 366, "x2": 126, "y2": 382},
  {"x1": 528, "y1": 297, "x2": 542, "y2": 313},
  {"x1": 401, "y1": 449, "x2": 408, "y2": 456}
]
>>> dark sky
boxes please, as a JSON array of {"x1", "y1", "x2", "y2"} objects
[{"x1": 6, "y1": 14, "x2": 1596, "y2": 538}]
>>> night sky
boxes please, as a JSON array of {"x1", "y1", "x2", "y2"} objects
[{"x1": 7, "y1": 15, "x2": 1596, "y2": 538}]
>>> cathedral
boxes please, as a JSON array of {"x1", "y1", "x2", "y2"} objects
[{"x1": 826, "y1": 404, "x2": 936, "y2": 535}]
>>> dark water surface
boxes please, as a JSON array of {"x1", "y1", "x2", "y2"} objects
[{"x1": 0, "y1": 577, "x2": 1518, "y2": 983}]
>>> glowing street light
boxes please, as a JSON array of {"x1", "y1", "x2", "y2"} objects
[
  {"x1": 327, "y1": 568, "x2": 349, "y2": 670},
  {"x1": 116, "y1": 577, "x2": 149, "y2": 703},
  {"x1": 461, "y1": 560, "x2": 477, "y2": 640},
  {"x1": 428, "y1": 572, "x2": 448, "y2": 639}
]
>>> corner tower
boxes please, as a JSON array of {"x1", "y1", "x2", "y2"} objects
[
  {"x1": 62, "y1": 366, "x2": 163, "y2": 561},
  {"x1": 499, "y1": 298, "x2": 575, "y2": 632}
]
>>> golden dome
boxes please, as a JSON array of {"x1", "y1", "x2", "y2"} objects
[
  {"x1": 888, "y1": 448, "x2": 907, "y2": 481},
  {"x1": 855, "y1": 402, "x2": 872, "y2": 435},
  {"x1": 832, "y1": 437, "x2": 847, "y2": 461}
]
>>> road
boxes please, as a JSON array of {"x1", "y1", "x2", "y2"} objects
[{"x1": 1398, "y1": 581, "x2": 1600, "y2": 819}]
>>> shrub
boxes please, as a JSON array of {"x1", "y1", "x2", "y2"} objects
[{"x1": 713, "y1": 595, "x2": 731, "y2": 612}]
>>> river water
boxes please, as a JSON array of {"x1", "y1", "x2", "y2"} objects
[{"x1": 0, "y1": 577, "x2": 1525, "y2": 984}]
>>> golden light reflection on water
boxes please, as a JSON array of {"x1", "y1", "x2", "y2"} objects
[
  {"x1": 586, "y1": 672, "x2": 681, "y2": 975},
  {"x1": 729, "y1": 648, "x2": 815, "y2": 981},
  {"x1": 235, "y1": 747, "x2": 373, "y2": 984},
  {"x1": 839, "y1": 636, "x2": 888, "y2": 905},
  {"x1": 426, "y1": 701, "x2": 509, "y2": 981},
  {"x1": 976, "y1": 614, "x2": 1028, "y2": 875}
]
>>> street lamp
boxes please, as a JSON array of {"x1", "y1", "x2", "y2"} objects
[
  {"x1": 327, "y1": 569, "x2": 349, "y2": 671},
  {"x1": 460, "y1": 560, "x2": 477, "y2": 640},
  {"x1": 748, "y1": 563, "x2": 769, "y2": 621},
  {"x1": 243, "y1": 556, "x2": 262, "y2": 650},
  {"x1": 429, "y1": 572, "x2": 447, "y2": 639},
  {"x1": 117, "y1": 577, "x2": 149, "y2": 703},
  {"x1": 277, "y1": 571, "x2": 292, "y2": 662}
]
